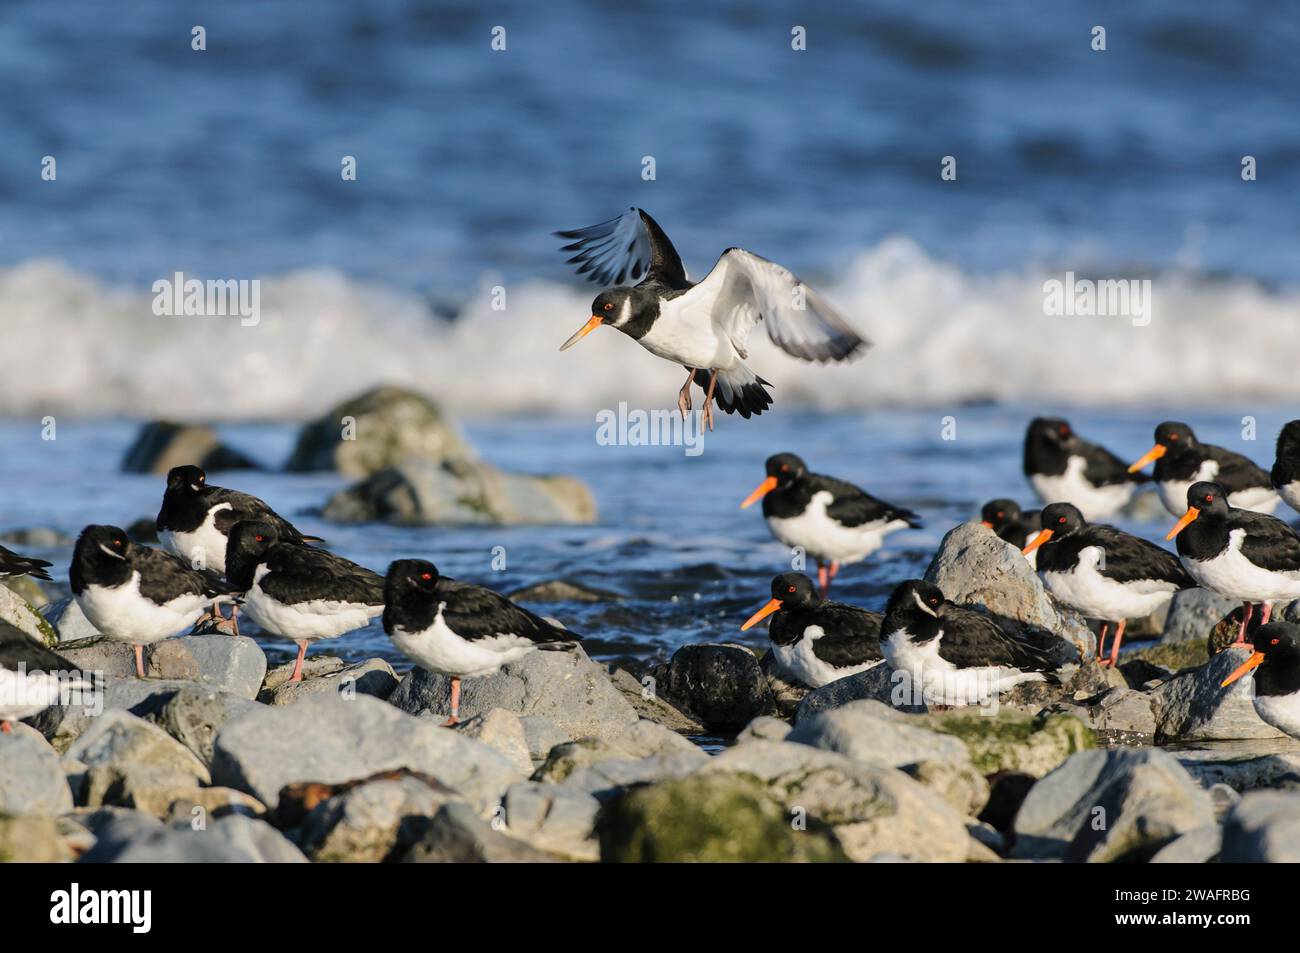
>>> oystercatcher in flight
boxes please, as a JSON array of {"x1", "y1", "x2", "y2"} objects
[
  {"x1": 1270, "y1": 420, "x2": 1300, "y2": 515},
  {"x1": 740, "y1": 453, "x2": 920, "y2": 596},
  {"x1": 1023, "y1": 502, "x2": 1194, "y2": 666},
  {"x1": 555, "y1": 208, "x2": 868, "y2": 429},
  {"x1": 1022, "y1": 417, "x2": 1146, "y2": 520},
  {"x1": 0, "y1": 543, "x2": 52, "y2": 581},
  {"x1": 1221, "y1": 620, "x2": 1300, "y2": 738},
  {"x1": 71, "y1": 525, "x2": 235, "y2": 678},
  {"x1": 382, "y1": 559, "x2": 581, "y2": 725},
  {"x1": 225, "y1": 521, "x2": 384, "y2": 683},
  {"x1": 1130, "y1": 421, "x2": 1278, "y2": 516},
  {"x1": 880, "y1": 580, "x2": 1059, "y2": 707},
  {"x1": 1165, "y1": 482, "x2": 1300, "y2": 647},
  {"x1": 740, "y1": 572, "x2": 884, "y2": 688},
  {"x1": 0, "y1": 621, "x2": 90, "y2": 733},
  {"x1": 979, "y1": 498, "x2": 1042, "y2": 567}
]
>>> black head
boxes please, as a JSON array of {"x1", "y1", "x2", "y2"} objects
[
  {"x1": 166, "y1": 465, "x2": 207, "y2": 493},
  {"x1": 70, "y1": 524, "x2": 132, "y2": 591},
  {"x1": 227, "y1": 520, "x2": 279, "y2": 560},
  {"x1": 1039, "y1": 502, "x2": 1086, "y2": 537},
  {"x1": 980, "y1": 499, "x2": 1022, "y2": 531},
  {"x1": 385, "y1": 559, "x2": 441, "y2": 600},
  {"x1": 740, "y1": 572, "x2": 820, "y2": 633},
  {"x1": 1276, "y1": 421, "x2": 1300, "y2": 463},
  {"x1": 1154, "y1": 421, "x2": 1198, "y2": 451},
  {"x1": 1186, "y1": 481, "x2": 1230, "y2": 519},
  {"x1": 1027, "y1": 417, "x2": 1075, "y2": 446},
  {"x1": 1222, "y1": 621, "x2": 1300, "y2": 693},
  {"x1": 560, "y1": 288, "x2": 639, "y2": 350},
  {"x1": 766, "y1": 453, "x2": 807, "y2": 485},
  {"x1": 884, "y1": 579, "x2": 947, "y2": 621}
]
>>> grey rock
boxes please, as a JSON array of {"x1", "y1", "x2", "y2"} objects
[
  {"x1": 388, "y1": 644, "x2": 638, "y2": 743},
  {"x1": 261, "y1": 654, "x2": 348, "y2": 692},
  {"x1": 531, "y1": 722, "x2": 707, "y2": 795},
  {"x1": 736, "y1": 715, "x2": 793, "y2": 744},
  {"x1": 82, "y1": 763, "x2": 204, "y2": 815},
  {"x1": 120, "y1": 420, "x2": 260, "y2": 474},
  {"x1": 30, "y1": 676, "x2": 197, "y2": 753},
  {"x1": 503, "y1": 782, "x2": 600, "y2": 861},
  {"x1": 82, "y1": 814, "x2": 305, "y2": 862},
  {"x1": 518, "y1": 715, "x2": 572, "y2": 763},
  {"x1": 0, "y1": 527, "x2": 71, "y2": 548},
  {"x1": 299, "y1": 775, "x2": 458, "y2": 862},
  {"x1": 760, "y1": 650, "x2": 812, "y2": 717},
  {"x1": 152, "y1": 686, "x2": 263, "y2": 766},
  {"x1": 1160, "y1": 588, "x2": 1242, "y2": 644},
  {"x1": 1176, "y1": 742, "x2": 1300, "y2": 794},
  {"x1": 41, "y1": 597, "x2": 101, "y2": 642},
  {"x1": 661, "y1": 643, "x2": 776, "y2": 729},
  {"x1": 562, "y1": 752, "x2": 706, "y2": 799},
  {"x1": 211, "y1": 814, "x2": 309, "y2": 862},
  {"x1": 788, "y1": 700, "x2": 970, "y2": 768},
  {"x1": 1011, "y1": 748, "x2": 1215, "y2": 862},
  {"x1": 509, "y1": 579, "x2": 622, "y2": 603},
  {"x1": 608, "y1": 667, "x2": 704, "y2": 734},
  {"x1": 260, "y1": 657, "x2": 397, "y2": 706},
  {"x1": 56, "y1": 634, "x2": 267, "y2": 698},
  {"x1": 210, "y1": 694, "x2": 523, "y2": 812},
  {"x1": 608, "y1": 718, "x2": 703, "y2": 758},
  {"x1": 4, "y1": 574, "x2": 50, "y2": 610},
  {"x1": 0, "y1": 815, "x2": 75, "y2": 861},
  {"x1": 454, "y1": 708, "x2": 533, "y2": 776},
  {"x1": 65, "y1": 710, "x2": 210, "y2": 782},
  {"x1": 1220, "y1": 791, "x2": 1300, "y2": 862},
  {"x1": 795, "y1": 663, "x2": 927, "y2": 721},
  {"x1": 1044, "y1": 687, "x2": 1157, "y2": 740},
  {"x1": 1148, "y1": 825, "x2": 1222, "y2": 863},
  {"x1": 0, "y1": 584, "x2": 58, "y2": 647},
  {"x1": 402, "y1": 802, "x2": 562, "y2": 863},
  {"x1": 1151, "y1": 646, "x2": 1286, "y2": 742},
  {"x1": 0, "y1": 729, "x2": 73, "y2": 814}
]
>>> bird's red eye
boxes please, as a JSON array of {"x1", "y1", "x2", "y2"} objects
[
  {"x1": 780, "y1": 464, "x2": 789, "y2": 472},
  {"x1": 255, "y1": 535, "x2": 265, "y2": 542},
  {"x1": 787, "y1": 585, "x2": 796, "y2": 592},
  {"x1": 1170, "y1": 434, "x2": 1179, "y2": 441},
  {"x1": 421, "y1": 572, "x2": 433, "y2": 581},
  {"x1": 929, "y1": 597, "x2": 939, "y2": 605},
  {"x1": 1272, "y1": 638, "x2": 1280, "y2": 645},
  {"x1": 1059, "y1": 427, "x2": 1068, "y2": 436},
  {"x1": 1205, "y1": 495, "x2": 1213, "y2": 503},
  {"x1": 1058, "y1": 516, "x2": 1066, "y2": 524},
  {"x1": 603, "y1": 302, "x2": 614, "y2": 311}
]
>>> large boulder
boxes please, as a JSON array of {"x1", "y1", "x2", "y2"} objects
[
  {"x1": 659, "y1": 643, "x2": 777, "y2": 730},
  {"x1": 531, "y1": 719, "x2": 708, "y2": 798},
  {"x1": 64, "y1": 710, "x2": 210, "y2": 783},
  {"x1": 402, "y1": 802, "x2": 563, "y2": 863},
  {"x1": 321, "y1": 459, "x2": 596, "y2": 526},
  {"x1": 503, "y1": 782, "x2": 601, "y2": 861},
  {"x1": 1, "y1": 585, "x2": 59, "y2": 647},
  {"x1": 56, "y1": 635, "x2": 267, "y2": 699},
  {"x1": 1160, "y1": 589, "x2": 1241, "y2": 643},
  {"x1": 1175, "y1": 744, "x2": 1300, "y2": 793},
  {"x1": 82, "y1": 814, "x2": 306, "y2": 862},
  {"x1": 1220, "y1": 791, "x2": 1300, "y2": 862},
  {"x1": 0, "y1": 728, "x2": 73, "y2": 815},
  {"x1": 40, "y1": 598, "x2": 101, "y2": 643},
  {"x1": 285, "y1": 386, "x2": 474, "y2": 476},
  {"x1": 388, "y1": 644, "x2": 638, "y2": 743},
  {"x1": 120, "y1": 420, "x2": 261, "y2": 474},
  {"x1": 1150, "y1": 646, "x2": 1286, "y2": 742},
  {"x1": 298, "y1": 774, "x2": 459, "y2": 862},
  {"x1": 259, "y1": 657, "x2": 398, "y2": 706},
  {"x1": 1011, "y1": 748, "x2": 1215, "y2": 862},
  {"x1": 795, "y1": 663, "x2": 926, "y2": 720},
  {"x1": 30, "y1": 676, "x2": 211, "y2": 753},
  {"x1": 922, "y1": 708, "x2": 1094, "y2": 778},
  {"x1": 152, "y1": 686, "x2": 264, "y2": 766}
]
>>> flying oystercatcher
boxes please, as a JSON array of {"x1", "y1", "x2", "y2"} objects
[
  {"x1": 1270, "y1": 420, "x2": 1300, "y2": 515},
  {"x1": 740, "y1": 452, "x2": 920, "y2": 596},
  {"x1": 1165, "y1": 481, "x2": 1300, "y2": 648},
  {"x1": 555, "y1": 208, "x2": 868, "y2": 429},
  {"x1": 979, "y1": 498, "x2": 1042, "y2": 567},
  {"x1": 156, "y1": 465, "x2": 322, "y2": 634},
  {"x1": 382, "y1": 559, "x2": 581, "y2": 725},
  {"x1": 1023, "y1": 502, "x2": 1195, "y2": 666},
  {"x1": 1130, "y1": 421, "x2": 1278, "y2": 516},
  {"x1": 225, "y1": 521, "x2": 384, "y2": 683},
  {"x1": 0, "y1": 544, "x2": 53, "y2": 581},
  {"x1": 740, "y1": 572, "x2": 884, "y2": 688},
  {"x1": 1023, "y1": 417, "x2": 1147, "y2": 520},
  {"x1": 71, "y1": 525, "x2": 235, "y2": 678},
  {"x1": 1221, "y1": 620, "x2": 1300, "y2": 738},
  {"x1": 0, "y1": 621, "x2": 90, "y2": 733},
  {"x1": 880, "y1": 579, "x2": 1059, "y2": 707}
]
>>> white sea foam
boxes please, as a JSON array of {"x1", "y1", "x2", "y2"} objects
[{"x1": 2, "y1": 240, "x2": 1297, "y2": 419}]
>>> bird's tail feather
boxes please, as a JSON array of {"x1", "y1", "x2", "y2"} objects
[{"x1": 712, "y1": 364, "x2": 773, "y2": 418}]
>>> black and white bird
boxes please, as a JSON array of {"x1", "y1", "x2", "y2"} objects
[
  {"x1": 1220, "y1": 621, "x2": 1300, "y2": 738},
  {"x1": 0, "y1": 544, "x2": 53, "y2": 581},
  {"x1": 979, "y1": 499, "x2": 1042, "y2": 567},
  {"x1": 880, "y1": 579, "x2": 1059, "y2": 707},
  {"x1": 225, "y1": 521, "x2": 384, "y2": 683},
  {"x1": 740, "y1": 572, "x2": 884, "y2": 688},
  {"x1": 1023, "y1": 502, "x2": 1195, "y2": 666},
  {"x1": 1022, "y1": 417, "x2": 1147, "y2": 520},
  {"x1": 71, "y1": 525, "x2": 235, "y2": 678},
  {"x1": 1269, "y1": 420, "x2": 1300, "y2": 515},
  {"x1": 740, "y1": 453, "x2": 920, "y2": 596},
  {"x1": 0, "y1": 622, "x2": 90, "y2": 733},
  {"x1": 555, "y1": 208, "x2": 868, "y2": 429},
  {"x1": 1166, "y1": 482, "x2": 1300, "y2": 648},
  {"x1": 1130, "y1": 421, "x2": 1278, "y2": 516},
  {"x1": 382, "y1": 559, "x2": 582, "y2": 724}
]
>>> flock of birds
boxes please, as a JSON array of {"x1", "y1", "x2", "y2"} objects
[{"x1": 3, "y1": 208, "x2": 1300, "y2": 742}]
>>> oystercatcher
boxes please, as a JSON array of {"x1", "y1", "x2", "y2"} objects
[
  {"x1": 0, "y1": 543, "x2": 52, "y2": 581},
  {"x1": 555, "y1": 208, "x2": 868, "y2": 429},
  {"x1": 1165, "y1": 482, "x2": 1300, "y2": 647},
  {"x1": 979, "y1": 498, "x2": 1042, "y2": 567},
  {"x1": 71, "y1": 525, "x2": 235, "y2": 678},
  {"x1": 1270, "y1": 420, "x2": 1300, "y2": 515},
  {"x1": 0, "y1": 622, "x2": 90, "y2": 733},
  {"x1": 1022, "y1": 417, "x2": 1146, "y2": 520},
  {"x1": 740, "y1": 453, "x2": 920, "y2": 596},
  {"x1": 1023, "y1": 502, "x2": 1194, "y2": 666},
  {"x1": 382, "y1": 559, "x2": 581, "y2": 725},
  {"x1": 1130, "y1": 421, "x2": 1278, "y2": 516},
  {"x1": 156, "y1": 465, "x2": 322, "y2": 634},
  {"x1": 1221, "y1": 621, "x2": 1300, "y2": 738},
  {"x1": 880, "y1": 579, "x2": 1059, "y2": 707},
  {"x1": 740, "y1": 572, "x2": 884, "y2": 688},
  {"x1": 225, "y1": 521, "x2": 384, "y2": 683}
]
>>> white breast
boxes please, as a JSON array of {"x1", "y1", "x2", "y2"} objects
[
  {"x1": 638, "y1": 292, "x2": 734, "y2": 369},
  {"x1": 1039, "y1": 545, "x2": 1180, "y2": 620},
  {"x1": 1030, "y1": 456, "x2": 1134, "y2": 520},
  {"x1": 1278, "y1": 482, "x2": 1300, "y2": 516},
  {"x1": 881, "y1": 626, "x2": 1045, "y2": 707},
  {"x1": 767, "y1": 491, "x2": 909, "y2": 564},
  {"x1": 159, "y1": 502, "x2": 233, "y2": 573},
  {"x1": 75, "y1": 572, "x2": 209, "y2": 646},
  {"x1": 772, "y1": 626, "x2": 884, "y2": 689},
  {"x1": 241, "y1": 565, "x2": 382, "y2": 642},
  {"x1": 1182, "y1": 529, "x2": 1300, "y2": 603},
  {"x1": 1253, "y1": 690, "x2": 1300, "y2": 739},
  {"x1": 389, "y1": 606, "x2": 540, "y2": 679}
]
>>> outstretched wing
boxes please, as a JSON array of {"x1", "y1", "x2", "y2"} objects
[
  {"x1": 691, "y1": 248, "x2": 868, "y2": 363},
  {"x1": 555, "y1": 207, "x2": 686, "y2": 286}
]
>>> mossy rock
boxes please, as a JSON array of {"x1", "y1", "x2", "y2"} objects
[
  {"x1": 0, "y1": 585, "x2": 58, "y2": 647},
  {"x1": 923, "y1": 709, "x2": 1094, "y2": 778},
  {"x1": 598, "y1": 774, "x2": 848, "y2": 863},
  {"x1": 531, "y1": 738, "x2": 621, "y2": 785},
  {"x1": 1128, "y1": 639, "x2": 1209, "y2": 672}
]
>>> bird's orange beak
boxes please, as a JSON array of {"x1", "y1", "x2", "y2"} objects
[
  {"x1": 1165, "y1": 506, "x2": 1200, "y2": 541},
  {"x1": 559, "y1": 315, "x2": 604, "y2": 351},
  {"x1": 979, "y1": 520, "x2": 994, "y2": 529},
  {"x1": 741, "y1": 598, "x2": 783, "y2": 631},
  {"x1": 1221, "y1": 650, "x2": 1265, "y2": 687},
  {"x1": 1128, "y1": 444, "x2": 1167, "y2": 473},
  {"x1": 740, "y1": 476, "x2": 778, "y2": 509},
  {"x1": 1022, "y1": 528, "x2": 1053, "y2": 555}
]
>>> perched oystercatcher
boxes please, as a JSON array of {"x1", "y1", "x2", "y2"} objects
[
  {"x1": 156, "y1": 465, "x2": 322, "y2": 634},
  {"x1": 0, "y1": 543, "x2": 53, "y2": 581},
  {"x1": 555, "y1": 208, "x2": 868, "y2": 429},
  {"x1": 1130, "y1": 421, "x2": 1278, "y2": 516},
  {"x1": 740, "y1": 572, "x2": 884, "y2": 688},
  {"x1": 382, "y1": 559, "x2": 582, "y2": 725},
  {"x1": 1022, "y1": 417, "x2": 1146, "y2": 520},
  {"x1": 740, "y1": 453, "x2": 920, "y2": 596},
  {"x1": 1270, "y1": 420, "x2": 1300, "y2": 515},
  {"x1": 225, "y1": 521, "x2": 384, "y2": 683},
  {"x1": 71, "y1": 525, "x2": 235, "y2": 678},
  {"x1": 0, "y1": 622, "x2": 90, "y2": 733},
  {"x1": 880, "y1": 579, "x2": 1059, "y2": 707},
  {"x1": 1023, "y1": 502, "x2": 1194, "y2": 666},
  {"x1": 1165, "y1": 482, "x2": 1300, "y2": 648},
  {"x1": 980, "y1": 499, "x2": 1042, "y2": 567},
  {"x1": 1221, "y1": 621, "x2": 1300, "y2": 738}
]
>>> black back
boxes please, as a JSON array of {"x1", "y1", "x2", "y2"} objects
[
  {"x1": 1035, "y1": 503, "x2": 1193, "y2": 587},
  {"x1": 1023, "y1": 417, "x2": 1144, "y2": 485},
  {"x1": 71, "y1": 524, "x2": 229, "y2": 602},
  {"x1": 226, "y1": 521, "x2": 381, "y2": 606}
]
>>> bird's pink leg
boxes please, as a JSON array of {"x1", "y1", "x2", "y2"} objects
[
  {"x1": 0, "y1": 720, "x2": 12, "y2": 734},
  {"x1": 289, "y1": 641, "x2": 307, "y2": 682},
  {"x1": 443, "y1": 677, "x2": 461, "y2": 727},
  {"x1": 1096, "y1": 622, "x2": 1109, "y2": 663},
  {"x1": 825, "y1": 561, "x2": 841, "y2": 597},
  {"x1": 816, "y1": 562, "x2": 829, "y2": 597},
  {"x1": 1107, "y1": 618, "x2": 1127, "y2": 668},
  {"x1": 134, "y1": 644, "x2": 146, "y2": 678},
  {"x1": 1261, "y1": 602, "x2": 1273, "y2": 626},
  {"x1": 677, "y1": 368, "x2": 695, "y2": 419},
  {"x1": 700, "y1": 371, "x2": 718, "y2": 432},
  {"x1": 1230, "y1": 603, "x2": 1255, "y2": 648}
]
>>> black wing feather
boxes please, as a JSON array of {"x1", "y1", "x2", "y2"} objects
[
  {"x1": 1086, "y1": 525, "x2": 1194, "y2": 587},
  {"x1": 0, "y1": 621, "x2": 80, "y2": 674},
  {"x1": 258, "y1": 545, "x2": 384, "y2": 606},
  {"x1": 806, "y1": 604, "x2": 883, "y2": 667},
  {"x1": 1238, "y1": 512, "x2": 1300, "y2": 574},
  {"x1": 440, "y1": 578, "x2": 581, "y2": 645},
  {"x1": 0, "y1": 544, "x2": 53, "y2": 580},
  {"x1": 1206, "y1": 445, "x2": 1273, "y2": 494},
  {"x1": 555, "y1": 207, "x2": 686, "y2": 286},
  {"x1": 132, "y1": 545, "x2": 233, "y2": 603},
  {"x1": 938, "y1": 605, "x2": 1058, "y2": 675},
  {"x1": 817, "y1": 475, "x2": 922, "y2": 529}
]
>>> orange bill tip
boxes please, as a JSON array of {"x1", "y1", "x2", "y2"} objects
[
  {"x1": 559, "y1": 315, "x2": 604, "y2": 351},
  {"x1": 741, "y1": 598, "x2": 783, "y2": 631},
  {"x1": 1165, "y1": 506, "x2": 1200, "y2": 541},
  {"x1": 1128, "y1": 444, "x2": 1167, "y2": 474},
  {"x1": 1022, "y1": 528, "x2": 1053, "y2": 555},
  {"x1": 740, "y1": 476, "x2": 778, "y2": 509},
  {"x1": 1221, "y1": 651, "x2": 1265, "y2": 688}
]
